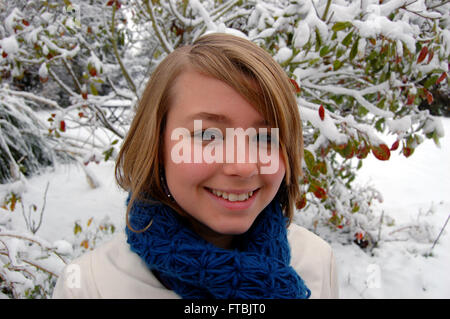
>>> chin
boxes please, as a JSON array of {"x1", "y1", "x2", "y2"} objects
[{"x1": 211, "y1": 220, "x2": 255, "y2": 236}]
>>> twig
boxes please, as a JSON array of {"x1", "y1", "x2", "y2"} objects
[
  {"x1": 0, "y1": 233, "x2": 67, "y2": 264},
  {"x1": 428, "y1": 0, "x2": 450, "y2": 10},
  {"x1": 110, "y1": 4, "x2": 138, "y2": 96},
  {"x1": 429, "y1": 212, "x2": 450, "y2": 253},
  {"x1": 0, "y1": 252, "x2": 59, "y2": 278},
  {"x1": 33, "y1": 182, "x2": 50, "y2": 235},
  {"x1": 144, "y1": 0, "x2": 174, "y2": 54}
]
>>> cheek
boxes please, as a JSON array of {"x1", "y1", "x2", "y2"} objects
[
  {"x1": 266, "y1": 155, "x2": 286, "y2": 190},
  {"x1": 163, "y1": 136, "x2": 217, "y2": 194}
]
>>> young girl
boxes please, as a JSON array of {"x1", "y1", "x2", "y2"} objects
[{"x1": 53, "y1": 33, "x2": 339, "y2": 299}]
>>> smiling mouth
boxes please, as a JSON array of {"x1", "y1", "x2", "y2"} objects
[{"x1": 205, "y1": 187, "x2": 259, "y2": 202}]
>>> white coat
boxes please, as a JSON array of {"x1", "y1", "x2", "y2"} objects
[{"x1": 52, "y1": 223, "x2": 339, "y2": 299}]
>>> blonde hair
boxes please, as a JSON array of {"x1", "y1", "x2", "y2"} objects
[{"x1": 115, "y1": 33, "x2": 304, "y2": 232}]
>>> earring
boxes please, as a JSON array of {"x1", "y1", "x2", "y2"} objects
[{"x1": 160, "y1": 168, "x2": 174, "y2": 201}]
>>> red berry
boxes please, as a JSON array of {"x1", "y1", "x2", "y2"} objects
[{"x1": 319, "y1": 104, "x2": 325, "y2": 121}]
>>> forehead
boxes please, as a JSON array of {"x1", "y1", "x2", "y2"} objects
[{"x1": 167, "y1": 70, "x2": 268, "y2": 128}]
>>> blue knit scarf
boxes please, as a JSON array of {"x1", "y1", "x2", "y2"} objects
[{"x1": 126, "y1": 196, "x2": 311, "y2": 299}]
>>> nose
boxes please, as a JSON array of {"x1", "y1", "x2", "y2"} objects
[
  {"x1": 222, "y1": 135, "x2": 259, "y2": 178},
  {"x1": 222, "y1": 161, "x2": 258, "y2": 178}
]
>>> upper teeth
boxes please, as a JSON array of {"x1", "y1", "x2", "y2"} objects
[{"x1": 210, "y1": 189, "x2": 254, "y2": 202}]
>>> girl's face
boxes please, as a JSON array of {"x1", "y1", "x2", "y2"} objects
[{"x1": 163, "y1": 70, "x2": 286, "y2": 248}]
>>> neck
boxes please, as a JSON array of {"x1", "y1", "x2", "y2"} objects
[{"x1": 185, "y1": 216, "x2": 235, "y2": 249}]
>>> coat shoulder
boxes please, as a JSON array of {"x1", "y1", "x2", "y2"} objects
[{"x1": 287, "y1": 223, "x2": 338, "y2": 299}]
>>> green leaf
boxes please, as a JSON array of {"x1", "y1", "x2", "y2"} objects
[
  {"x1": 333, "y1": 59, "x2": 343, "y2": 71},
  {"x1": 332, "y1": 21, "x2": 352, "y2": 32},
  {"x1": 74, "y1": 223, "x2": 82, "y2": 235},
  {"x1": 103, "y1": 147, "x2": 114, "y2": 161},
  {"x1": 350, "y1": 36, "x2": 359, "y2": 60},
  {"x1": 320, "y1": 45, "x2": 330, "y2": 57},
  {"x1": 375, "y1": 118, "x2": 385, "y2": 132},
  {"x1": 303, "y1": 149, "x2": 315, "y2": 173},
  {"x1": 90, "y1": 83, "x2": 98, "y2": 96},
  {"x1": 336, "y1": 47, "x2": 345, "y2": 59},
  {"x1": 423, "y1": 75, "x2": 439, "y2": 89},
  {"x1": 315, "y1": 28, "x2": 322, "y2": 52},
  {"x1": 342, "y1": 31, "x2": 353, "y2": 47}
]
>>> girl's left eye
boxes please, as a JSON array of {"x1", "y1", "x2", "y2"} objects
[
  {"x1": 193, "y1": 129, "x2": 223, "y2": 141},
  {"x1": 253, "y1": 133, "x2": 272, "y2": 144}
]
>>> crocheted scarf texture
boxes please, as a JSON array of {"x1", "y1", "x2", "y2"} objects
[{"x1": 126, "y1": 197, "x2": 311, "y2": 299}]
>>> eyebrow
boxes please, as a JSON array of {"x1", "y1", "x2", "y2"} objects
[{"x1": 185, "y1": 112, "x2": 268, "y2": 127}]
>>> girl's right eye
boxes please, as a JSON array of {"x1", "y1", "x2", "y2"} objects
[{"x1": 193, "y1": 128, "x2": 223, "y2": 142}]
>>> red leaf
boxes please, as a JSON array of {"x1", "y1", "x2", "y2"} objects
[
  {"x1": 436, "y1": 72, "x2": 447, "y2": 85},
  {"x1": 406, "y1": 94, "x2": 415, "y2": 105},
  {"x1": 89, "y1": 67, "x2": 97, "y2": 77},
  {"x1": 107, "y1": 0, "x2": 114, "y2": 5},
  {"x1": 417, "y1": 46, "x2": 428, "y2": 64},
  {"x1": 313, "y1": 187, "x2": 327, "y2": 199},
  {"x1": 319, "y1": 104, "x2": 325, "y2": 121},
  {"x1": 22, "y1": 19, "x2": 30, "y2": 26},
  {"x1": 425, "y1": 89, "x2": 433, "y2": 105},
  {"x1": 82, "y1": 92, "x2": 88, "y2": 100},
  {"x1": 390, "y1": 140, "x2": 400, "y2": 151},
  {"x1": 296, "y1": 195, "x2": 307, "y2": 210},
  {"x1": 372, "y1": 144, "x2": 390, "y2": 161},
  {"x1": 403, "y1": 147, "x2": 413, "y2": 158},
  {"x1": 356, "y1": 144, "x2": 370, "y2": 159},
  {"x1": 355, "y1": 232, "x2": 364, "y2": 241},
  {"x1": 60, "y1": 120, "x2": 66, "y2": 132},
  {"x1": 289, "y1": 78, "x2": 301, "y2": 94},
  {"x1": 2, "y1": 51, "x2": 7, "y2": 58},
  {"x1": 426, "y1": 49, "x2": 434, "y2": 64}
]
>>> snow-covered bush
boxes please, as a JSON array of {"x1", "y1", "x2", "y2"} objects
[
  {"x1": 0, "y1": 195, "x2": 70, "y2": 298},
  {"x1": 0, "y1": 0, "x2": 448, "y2": 247},
  {"x1": 0, "y1": 188, "x2": 115, "y2": 298},
  {"x1": 0, "y1": 91, "x2": 59, "y2": 184}
]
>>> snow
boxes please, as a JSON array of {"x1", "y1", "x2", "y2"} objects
[
  {"x1": 353, "y1": 14, "x2": 417, "y2": 53},
  {"x1": 293, "y1": 20, "x2": 310, "y2": 49},
  {"x1": 38, "y1": 63, "x2": 48, "y2": 80},
  {"x1": 386, "y1": 116, "x2": 412, "y2": 134},
  {"x1": 273, "y1": 47, "x2": 292, "y2": 64},
  {"x1": 2, "y1": 114, "x2": 448, "y2": 298},
  {"x1": 0, "y1": 35, "x2": 19, "y2": 55}
]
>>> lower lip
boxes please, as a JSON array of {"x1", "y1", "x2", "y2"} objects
[{"x1": 205, "y1": 188, "x2": 259, "y2": 211}]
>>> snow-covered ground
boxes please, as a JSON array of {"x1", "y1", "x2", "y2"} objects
[
  {"x1": 338, "y1": 117, "x2": 450, "y2": 298},
  {"x1": 3, "y1": 118, "x2": 449, "y2": 299}
]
